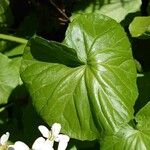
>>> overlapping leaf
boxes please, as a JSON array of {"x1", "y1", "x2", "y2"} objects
[
  {"x1": 0, "y1": 44, "x2": 25, "y2": 106},
  {"x1": 101, "y1": 102, "x2": 150, "y2": 150},
  {"x1": 20, "y1": 13, "x2": 138, "y2": 140},
  {"x1": 0, "y1": 53, "x2": 20, "y2": 105},
  {"x1": 129, "y1": 16, "x2": 150, "y2": 38},
  {"x1": 72, "y1": 0, "x2": 142, "y2": 22}
]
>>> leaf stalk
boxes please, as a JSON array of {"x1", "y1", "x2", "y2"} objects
[{"x1": 0, "y1": 34, "x2": 28, "y2": 44}]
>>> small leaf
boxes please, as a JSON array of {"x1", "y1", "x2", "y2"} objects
[
  {"x1": 0, "y1": 53, "x2": 20, "y2": 105},
  {"x1": 129, "y1": 16, "x2": 150, "y2": 38},
  {"x1": 72, "y1": 0, "x2": 142, "y2": 22},
  {"x1": 69, "y1": 145, "x2": 77, "y2": 150},
  {"x1": 5, "y1": 44, "x2": 25, "y2": 57},
  {"x1": 21, "y1": 13, "x2": 138, "y2": 140},
  {"x1": 0, "y1": 45, "x2": 25, "y2": 105}
]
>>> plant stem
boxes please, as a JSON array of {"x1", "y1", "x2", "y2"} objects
[
  {"x1": 49, "y1": 0, "x2": 70, "y2": 21},
  {"x1": 0, "y1": 34, "x2": 28, "y2": 44}
]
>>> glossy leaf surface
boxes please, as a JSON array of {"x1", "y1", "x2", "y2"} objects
[
  {"x1": 21, "y1": 13, "x2": 138, "y2": 140},
  {"x1": 72, "y1": 0, "x2": 141, "y2": 22},
  {"x1": 101, "y1": 102, "x2": 150, "y2": 150}
]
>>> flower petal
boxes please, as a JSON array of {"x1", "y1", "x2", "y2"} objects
[
  {"x1": 0, "y1": 132, "x2": 10, "y2": 145},
  {"x1": 42, "y1": 139, "x2": 54, "y2": 150},
  {"x1": 38, "y1": 125, "x2": 50, "y2": 138},
  {"x1": 55, "y1": 134, "x2": 70, "y2": 142},
  {"x1": 10, "y1": 141, "x2": 30, "y2": 150},
  {"x1": 51, "y1": 123, "x2": 61, "y2": 137},
  {"x1": 57, "y1": 141, "x2": 68, "y2": 150},
  {"x1": 56, "y1": 135, "x2": 70, "y2": 150},
  {"x1": 32, "y1": 137, "x2": 45, "y2": 150},
  {"x1": 57, "y1": 142, "x2": 68, "y2": 150}
]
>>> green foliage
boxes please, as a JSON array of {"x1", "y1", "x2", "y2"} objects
[
  {"x1": 0, "y1": 0, "x2": 14, "y2": 53},
  {"x1": 0, "y1": 52, "x2": 20, "y2": 105},
  {"x1": 20, "y1": 13, "x2": 138, "y2": 140},
  {"x1": 101, "y1": 102, "x2": 150, "y2": 150},
  {"x1": 0, "y1": 40, "x2": 8, "y2": 52},
  {"x1": 0, "y1": 0, "x2": 150, "y2": 149},
  {"x1": 0, "y1": 0, "x2": 13, "y2": 28},
  {"x1": 136, "y1": 102, "x2": 150, "y2": 131},
  {"x1": 72, "y1": 0, "x2": 142, "y2": 22},
  {"x1": 129, "y1": 16, "x2": 150, "y2": 38},
  {"x1": 5, "y1": 44, "x2": 25, "y2": 57}
]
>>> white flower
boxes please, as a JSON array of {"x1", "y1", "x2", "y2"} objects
[
  {"x1": 32, "y1": 137, "x2": 54, "y2": 150},
  {"x1": 38, "y1": 123, "x2": 70, "y2": 150},
  {"x1": 32, "y1": 137, "x2": 45, "y2": 150},
  {"x1": 0, "y1": 132, "x2": 9, "y2": 146},
  {"x1": 8, "y1": 141, "x2": 30, "y2": 150},
  {"x1": 38, "y1": 123, "x2": 61, "y2": 141},
  {"x1": 31, "y1": 123, "x2": 62, "y2": 150},
  {"x1": 0, "y1": 132, "x2": 10, "y2": 150},
  {"x1": 56, "y1": 135, "x2": 70, "y2": 150},
  {"x1": 8, "y1": 138, "x2": 54, "y2": 150},
  {"x1": 7, "y1": 123, "x2": 70, "y2": 150}
]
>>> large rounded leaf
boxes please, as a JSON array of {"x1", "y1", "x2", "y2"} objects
[{"x1": 20, "y1": 13, "x2": 138, "y2": 140}]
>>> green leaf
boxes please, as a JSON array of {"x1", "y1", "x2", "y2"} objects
[
  {"x1": 101, "y1": 125, "x2": 150, "y2": 150},
  {"x1": 0, "y1": 0, "x2": 13, "y2": 28},
  {"x1": 0, "y1": 53, "x2": 20, "y2": 105},
  {"x1": 136, "y1": 102, "x2": 150, "y2": 132},
  {"x1": 20, "y1": 13, "x2": 138, "y2": 140},
  {"x1": 134, "y1": 59, "x2": 142, "y2": 73},
  {"x1": 0, "y1": 40, "x2": 8, "y2": 52},
  {"x1": 5, "y1": 44, "x2": 25, "y2": 57},
  {"x1": 101, "y1": 102, "x2": 150, "y2": 150},
  {"x1": 0, "y1": 44, "x2": 25, "y2": 105},
  {"x1": 72, "y1": 0, "x2": 142, "y2": 22},
  {"x1": 129, "y1": 16, "x2": 150, "y2": 38},
  {"x1": 69, "y1": 146, "x2": 77, "y2": 150}
]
